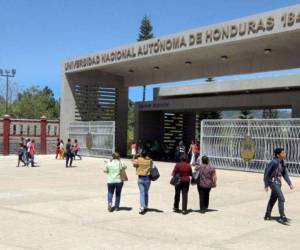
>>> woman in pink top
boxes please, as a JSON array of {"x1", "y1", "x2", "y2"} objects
[
  {"x1": 188, "y1": 140, "x2": 199, "y2": 166},
  {"x1": 131, "y1": 142, "x2": 137, "y2": 159},
  {"x1": 28, "y1": 139, "x2": 36, "y2": 167},
  {"x1": 73, "y1": 139, "x2": 82, "y2": 160}
]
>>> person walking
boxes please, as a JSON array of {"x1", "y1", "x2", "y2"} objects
[
  {"x1": 55, "y1": 138, "x2": 60, "y2": 159},
  {"x1": 65, "y1": 139, "x2": 73, "y2": 167},
  {"x1": 188, "y1": 140, "x2": 199, "y2": 166},
  {"x1": 133, "y1": 150, "x2": 152, "y2": 215},
  {"x1": 16, "y1": 143, "x2": 26, "y2": 167},
  {"x1": 104, "y1": 152, "x2": 127, "y2": 212},
  {"x1": 175, "y1": 141, "x2": 186, "y2": 162},
  {"x1": 28, "y1": 139, "x2": 36, "y2": 167},
  {"x1": 137, "y1": 139, "x2": 143, "y2": 155},
  {"x1": 195, "y1": 156, "x2": 217, "y2": 213},
  {"x1": 25, "y1": 138, "x2": 31, "y2": 166},
  {"x1": 172, "y1": 153, "x2": 192, "y2": 215},
  {"x1": 264, "y1": 148, "x2": 294, "y2": 223},
  {"x1": 59, "y1": 140, "x2": 65, "y2": 159},
  {"x1": 73, "y1": 139, "x2": 82, "y2": 160},
  {"x1": 23, "y1": 138, "x2": 29, "y2": 164},
  {"x1": 131, "y1": 141, "x2": 137, "y2": 159}
]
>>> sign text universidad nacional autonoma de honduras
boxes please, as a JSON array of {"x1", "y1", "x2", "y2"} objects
[{"x1": 65, "y1": 10, "x2": 300, "y2": 72}]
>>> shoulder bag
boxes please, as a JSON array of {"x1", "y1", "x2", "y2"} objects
[
  {"x1": 150, "y1": 164, "x2": 160, "y2": 181},
  {"x1": 170, "y1": 173, "x2": 181, "y2": 186},
  {"x1": 119, "y1": 162, "x2": 128, "y2": 182}
]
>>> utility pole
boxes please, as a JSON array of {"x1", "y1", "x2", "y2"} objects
[{"x1": 0, "y1": 69, "x2": 16, "y2": 114}]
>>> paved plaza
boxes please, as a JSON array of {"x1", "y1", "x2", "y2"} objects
[{"x1": 0, "y1": 155, "x2": 299, "y2": 250}]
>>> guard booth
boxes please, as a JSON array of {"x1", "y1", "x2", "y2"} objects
[
  {"x1": 200, "y1": 119, "x2": 300, "y2": 176},
  {"x1": 68, "y1": 121, "x2": 115, "y2": 157}
]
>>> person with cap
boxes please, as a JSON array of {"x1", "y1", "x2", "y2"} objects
[{"x1": 264, "y1": 148, "x2": 294, "y2": 223}]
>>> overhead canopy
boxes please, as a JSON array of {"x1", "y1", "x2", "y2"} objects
[
  {"x1": 157, "y1": 74, "x2": 300, "y2": 98},
  {"x1": 63, "y1": 4, "x2": 300, "y2": 86}
]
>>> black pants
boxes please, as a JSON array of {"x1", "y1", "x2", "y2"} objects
[
  {"x1": 66, "y1": 153, "x2": 73, "y2": 167},
  {"x1": 197, "y1": 185, "x2": 211, "y2": 211},
  {"x1": 73, "y1": 150, "x2": 82, "y2": 160},
  {"x1": 17, "y1": 153, "x2": 26, "y2": 167},
  {"x1": 174, "y1": 182, "x2": 190, "y2": 211},
  {"x1": 266, "y1": 182, "x2": 285, "y2": 217}
]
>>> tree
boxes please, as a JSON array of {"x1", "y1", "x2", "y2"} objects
[
  {"x1": 10, "y1": 86, "x2": 60, "y2": 119},
  {"x1": 0, "y1": 95, "x2": 5, "y2": 116},
  {"x1": 239, "y1": 110, "x2": 253, "y2": 119},
  {"x1": 127, "y1": 99, "x2": 135, "y2": 144},
  {"x1": 137, "y1": 15, "x2": 154, "y2": 101},
  {"x1": 138, "y1": 15, "x2": 154, "y2": 41}
]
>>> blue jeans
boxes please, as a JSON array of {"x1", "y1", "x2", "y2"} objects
[
  {"x1": 107, "y1": 182, "x2": 123, "y2": 208},
  {"x1": 138, "y1": 177, "x2": 151, "y2": 209},
  {"x1": 28, "y1": 153, "x2": 35, "y2": 167},
  {"x1": 266, "y1": 182, "x2": 285, "y2": 217}
]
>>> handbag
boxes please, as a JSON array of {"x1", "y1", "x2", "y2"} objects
[
  {"x1": 191, "y1": 170, "x2": 200, "y2": 185},
  {"x1": 119, "y1": 162, "x2": 128, "y2": 182},
  {"x1": 150, "y1": 165, "x2": 160, "y2": 181},
  {"x1": 170, "y1": 173, "x2": 181, "y2": 186}
]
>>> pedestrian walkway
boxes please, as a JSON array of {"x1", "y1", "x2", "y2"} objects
[{"x1": 0, "y1": 155, "x2": 299, "y2": 250}]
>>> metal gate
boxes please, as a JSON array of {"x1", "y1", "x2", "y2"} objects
[
  {"x1": 200, "y1": 119, "x2": 300, "y2": 176},
  {"x1": 69, "y1": 121, "x2": 115, "y2": 157}
]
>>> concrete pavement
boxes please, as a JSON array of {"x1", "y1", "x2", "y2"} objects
[{"x1": 0, "y1": 155, "x2": 299, "y2": 250}]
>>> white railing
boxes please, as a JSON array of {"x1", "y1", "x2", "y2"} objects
[
  {"x1": 200, "y1": 119, "x2": 300, "y2": 176},
  {"x1": 69, "y1": 121, "x2": 115, "y2": 157}
]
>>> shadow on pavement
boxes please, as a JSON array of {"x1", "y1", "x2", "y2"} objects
[
  {"x1": 268, "y1": 216, "x2": 291, "y2": 226},
  {"x1": 117, "y1": 207, "x2": 133, "y2": 211},
  {"x1": 146, "y1": 208, "x2": 164, "y2": 213}
]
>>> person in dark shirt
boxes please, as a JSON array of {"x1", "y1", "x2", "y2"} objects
[
  {"x1": 175, "y1": 141, "x2": 186, "y2": 162},
  {"x1": 16, "y1": 143, "x2": 26, "y2": 167},
  {"x1": 65, "y1": 139, "x2": 73, "y2": 167},
  {"x1": 264, "y1": 148, "x2": 294, "y2": 223},
  {"x1": 171, "y1": 153, "x2": 192, "y2": 215}
]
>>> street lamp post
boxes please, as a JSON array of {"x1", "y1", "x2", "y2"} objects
[{"x1": 0, "y1": 69, "x2": 16, "y2": 114}]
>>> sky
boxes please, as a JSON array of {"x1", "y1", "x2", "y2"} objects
[{"x1": 0, "y1": 0, "x2": 300, "y2": 101}]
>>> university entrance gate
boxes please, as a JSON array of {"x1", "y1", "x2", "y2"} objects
[
  {"x1": 68, "y1": 121, "x2": 115, "y2": 157},
  {"x1": 200, "y1": 119, "x2": 300, "y2": 176}
]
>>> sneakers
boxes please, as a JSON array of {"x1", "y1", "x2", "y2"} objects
[
  {"x1": 139, "y1": 208, "x2": 146, "y2": 215},
  {"x1": 173, "y1": 208, "x2": 180, "y2": 213},
  {"x1": 278, "y1": 216, "x2": 288, "y2": 224},
  {"x1": 108, "y1": 204, "x2": 113, "y2": 212},
  {"x1": 264, "y1": 214, "x2": 290, "y2": 224}
]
